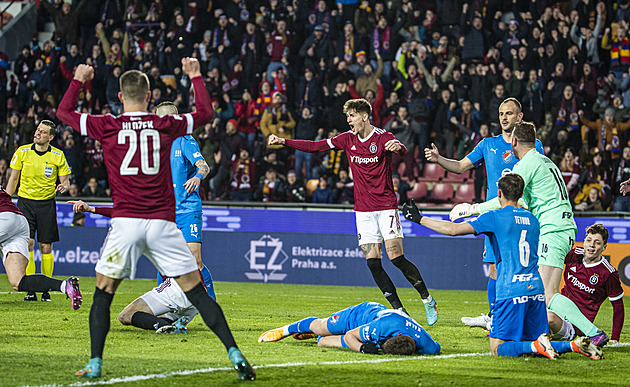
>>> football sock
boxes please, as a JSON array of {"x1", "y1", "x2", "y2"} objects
[
  {"x1": 548, "y1": 293, "x2": 599, "y2": 337},
  {"x1": 391, "y1": 255, "x2": 430, "y2": 299},
  {"x1": 553, "y1": 318, "x2": 576, "y2": 341},
  {"x1": 366, "y1": 258, "x2": 403, "y2": 309},
  {"x1": 90, "y1": 287, "x2": 114, "y2": 359},
  {"x1": 487, "y1": 277, "x2": 496, "y2": 315},
  {"x1": 26, "y1": 251, "x2": 35, "y2": 275},
  {"x1": 17, "y1": 274, "x2": 63, "y2": 292},
  {"x1": 184, "y1": 282, "x2": 237, "y2": 350},
  {"x1": 549, "y1": 340, "x2": 573, "y2": 353},
  {"x1": 130, "y1": 311, "x2": 172, "y2": 330},
  {"x1": 496, "y1": 341, "x2": 532, "y2": 357},
  {"x1": 41, "y1": 252, "x2": 54, "y2": 277},
  {"x1": 287, "y1": 317, "x2": 317, "y2": 334},
  {"x1": 200, "y1": 265, "x2": 216, "y2": 300}
]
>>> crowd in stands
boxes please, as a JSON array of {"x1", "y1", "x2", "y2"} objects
[{"x1": 1, "y1": 0, "x2": 630, "y2": 212}]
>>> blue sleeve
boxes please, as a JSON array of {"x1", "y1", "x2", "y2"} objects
[
  {"x1": 468, "y1": 211, "x2": 495, "y2": 237},
  {"x1": 535, "y1": 139, "x2": 545, "y2": 155},
  {"x1": 182, "y1": 136, "x2": 204, "y2": 166},
  {"x1": 466, "y1": 138, "x2": 486, "y2": 167}
]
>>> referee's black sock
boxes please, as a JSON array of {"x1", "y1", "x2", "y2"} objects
[
  {"x1": 17, "y1": 274, "x2": 63, "y2": 292},
  {"x1": 130, "y1": 312, "x2": 172, "y2": 330},
  {"x1": 90, "y1": 287, "x2": 114, "y2": 359},
  {"x1": 366, "y1": 258, "x2": 403, "y2": 309},
  {"x1": 184, "y1": 282, "x2": 237, "y2": 351},
  {"x1": 391, "y1": 255, "x2": 430, "y2": 299}
]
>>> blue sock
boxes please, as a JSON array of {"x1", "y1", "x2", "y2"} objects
[
  {"x1": 287, "y1": 317, "x2": 317, "y2": 334},
  {"x1": 487, "y1": 277, "x2": 496, "y2": 316},
  {"x1": 200, "y1": 265, "x2": 216, "y2": 300},
  {"x1": 496, "y1": 341, "x2": 533, "y2": 357},
  {"x1": 550, "y1": 340, "x2": 573, "y2": 354},
  {"x1": 157, "y1": 272, "x2": 163, "y2": 286}
]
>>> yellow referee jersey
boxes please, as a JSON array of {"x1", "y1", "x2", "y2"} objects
[{"x1": 10, "y1": 144, "x2": 72, "y2": 200}]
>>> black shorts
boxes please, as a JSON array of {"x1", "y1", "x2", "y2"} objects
[{"x1": 16, "y1": 197, "x2": 59, "y2": 243}]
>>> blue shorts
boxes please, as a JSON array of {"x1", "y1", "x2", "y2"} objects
[
  {"x1": 176, "y1": 211, "x2": 202, "y2": 243},
  {"x1": 482, "y1": 237, "x2": 495, "y2": 263},
  {"x1": 490, "y1": 295, "x2": 548, "y2": 342},
  {"x1": 326, "y1": 302, "x2": 385, "y2": 335}
]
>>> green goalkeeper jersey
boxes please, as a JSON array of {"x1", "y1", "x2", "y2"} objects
[{"x1": 512, "y1": 149, "x2": 577, "y2": 236}]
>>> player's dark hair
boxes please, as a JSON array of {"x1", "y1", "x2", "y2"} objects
[
  {"x1": 119, "y1": 70, "x2": 150, "y2": 103},
  {"x1": 498, "y1": 173, "x2": 525, "y2": 202},
  {"x1": 586, "y1": 224, "x2": 609, "y2": 244},
  {"x1": 500, "y1": 97, "x2": 522, "y2": 114},
  {"x1": 40, "y1": 120, "x2": 56, "y2": 136},
  {"x1": 155, "y1": 101, "x2": 178, "y2": 116},
  {"x1": 343, "y1": 98, "x2": 372, "y2": 116},
  {"x1": 381, "y1": 335, "x2": 416, "y2": 355},
  {"x1": 512, "y1": 121, "x2": 537, "y2": 144}
]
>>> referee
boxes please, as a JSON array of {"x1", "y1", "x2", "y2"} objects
[{"x1": 6, "y1": 120, "x2": 71, "y2": 302}]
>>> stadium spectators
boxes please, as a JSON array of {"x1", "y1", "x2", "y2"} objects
[{"x1": 1, "y1": 0, "x2": 629, "y2": 209}]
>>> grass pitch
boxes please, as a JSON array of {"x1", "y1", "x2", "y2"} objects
[{"x1": 0, "y1": 276, "x2": 628, "y2": 386}]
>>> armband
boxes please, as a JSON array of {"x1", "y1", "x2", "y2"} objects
[{"x1": 194, "y1": 172, "x2": 203, "y2": 180}]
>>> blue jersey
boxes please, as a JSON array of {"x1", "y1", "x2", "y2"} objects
[
  {"x1": 327, "y1": 302, "x2": 387, "y2": 334},
  {"x1": 466, "y1": 135, "x2": 544, "y2": 200},
  {"x1": 358, "y1": 309, "x2": 441, "y2": 355},
  {"x1": 469, "y1": 206, "x2": 545, "y2": 301},
  {"x1": 171, "y1": 136, "x2": 205, "y2": 214}
]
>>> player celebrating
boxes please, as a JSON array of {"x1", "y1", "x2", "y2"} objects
[
  {"x1": 402, "y1": 174, "x2": 602, "y2": 360},
  {"x1": 549, "y1": 224, "x2": 625, "y2": 343},
  {"x1": 56, "y1": 60, "x2": 255, "y2": 381},
  {"x1": 257, "y1": 301, "x2": 441, "y2": 355},
  {"x1": 0, "y1": 186, "x2": 82, "y2": 308},
  {"x1": 268, "y1": 98, "x2": 438, "y2": 325},
  {"x1": 453, "y1": 122, "x2": 610, "y2": 348},
  {"x1": 425, "y1": 98, "x2": 544, "y2": 328}
]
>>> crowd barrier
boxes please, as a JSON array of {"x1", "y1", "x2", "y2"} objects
[{"x1": 1, "y1": 204, "x2": 628, "y2": 294}]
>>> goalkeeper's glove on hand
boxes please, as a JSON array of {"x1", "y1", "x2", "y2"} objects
[
  {"x1": 402, "y1": 199, "x2": 423, "y2": 224},
  {"x1": 360, "y1": 342, "x2": 380, "y2": 354},
  {"x1": 517, "y1": 197, "x2": 528, "y2": 209},
  {"x1": 449, "y1": 202, "x2": 480, "y2": 222}
]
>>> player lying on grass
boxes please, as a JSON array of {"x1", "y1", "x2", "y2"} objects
[
  {"x1": 402, "y1": 174, "x2": 602, "y2": 360},
  {"x1": 448, "y1": 122, "x2": 609, "y2": 349},
  {"x1": 1, "y1": 186, "x2": 82, "y2": 309},
  {"x1": 70, "y1": 200, "x2": 214, "y2": 334},
  {"x1": 258, "y1": 301, "x2": 441, "y2": 355},
  {"x1": 548, "y1": 224, "x2": 624, "y2": 343}
]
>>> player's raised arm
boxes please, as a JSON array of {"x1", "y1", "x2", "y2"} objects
[
  {"x1": 57, "y1": 64, "x2": 95, "y2": 130},
  {"x1": 424, "y1": 143, "x2": 474, "y2": 174},
  {"x1": 181, "y1": 58, "x2": 213, "y2": 128},
  {"x1": 385, "y1": 139, "x2": 406, "y2": 155},
  {"x1": 403, "y1": 199, "x2": 475, "y2": 236}
]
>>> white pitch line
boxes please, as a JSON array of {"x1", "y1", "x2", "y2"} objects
[{"x1": 24, "y1": 352, "x2": 490, "y2": 387}]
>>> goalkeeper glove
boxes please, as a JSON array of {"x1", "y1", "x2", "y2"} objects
[
  {"x1": 517, "y1": 197, "x2": 528, "y2": 210},
  {"x1": 402, "y1": 199, "x2": 423, "y2": 224},
  {"x1": 449, "y1": 203, "x2": 480, "y2": 222},
  {"x1": 360, "y1": 342, "x2": 380, "y2": 354}
]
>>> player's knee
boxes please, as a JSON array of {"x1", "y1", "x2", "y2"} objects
[
  {"x1": 118, "y1": 309, "x2": 133, "y2": 325},
  {"x1": 40, "y1": 243, "x2": 52, "y2": 254}
]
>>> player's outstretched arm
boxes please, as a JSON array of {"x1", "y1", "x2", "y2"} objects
[
  {"x1": 68, "y1": 200, "x2": 113, "y2": 218},
  {"x1": 403, "y1": 199, "x2": 475, "y2": 236},
  {"x1": 424, "y1": 143, "x2": 474, "y2": 174},
  {"x1": 181, "y1": 57, "x2": 213, "y2": 127},
  {"x1": 57, "y1": 64, "x2": 94, "y2": 130},
  {"x1": 268, "y1": 134, "x2": 285, "y2": 146}
]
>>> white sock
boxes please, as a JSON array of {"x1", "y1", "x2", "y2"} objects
[
  {"x1": 422, "y1": 295, "x2": 433, "y2": 304},
  {"x1": 60, "y1": 280, "x2": 67, "y2": 293},
  {"x1": 530, "y1": 342, "x2": 537, "y2": 352},
  {"x1": 282, "y1": 325, "x2": 290, "y2": 336}
]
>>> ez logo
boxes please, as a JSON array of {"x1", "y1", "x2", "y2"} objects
[{"x1": 244, "y1": 235, "x2": 289, "y2": 282}]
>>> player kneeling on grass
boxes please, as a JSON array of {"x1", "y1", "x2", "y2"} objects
[
  {"x1": 258, "y1": 301, "x2": 440, "y2": 355},
  {"x1": 401, "y1": 174, "x2": 602, "y2": 360},
  {"x1": 1, "y1": 187, "x2": 82, "y2": 309}
]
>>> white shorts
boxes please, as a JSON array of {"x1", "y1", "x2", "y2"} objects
[
  {"x1": 355, "y1": 209, "x2": 404, "y2": 246},
  {"x1": 0, "y1": 212, "x2": 29, "y2": 263},
  {"x1": 96, "y1": 218, "x2": 198, "y2": 280},
  {"x1": 141, "y1": 277, "x2": 198, "y2": 322}
]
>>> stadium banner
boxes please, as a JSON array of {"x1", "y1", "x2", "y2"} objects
[{"x1": 1, "y1": 204, "x2": 627, "y2": 294}]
